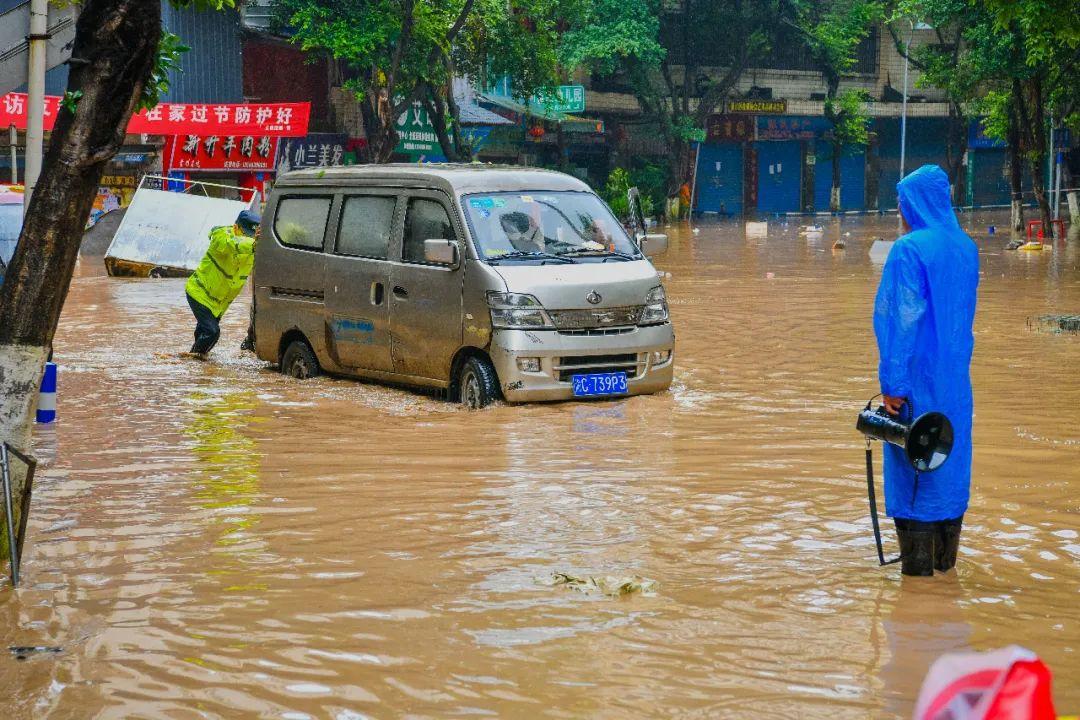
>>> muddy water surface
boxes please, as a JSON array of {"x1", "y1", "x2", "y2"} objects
[{"x1": 2, "y1": 214, "x2": 1078, "y2": 718}]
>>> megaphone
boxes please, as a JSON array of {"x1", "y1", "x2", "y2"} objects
[
  {"x1": 856, "y1": 405, "x2": 953, "y2": 472},
  {"x1": 855, "y1": 399, "x2": 954, "y2": 567}
]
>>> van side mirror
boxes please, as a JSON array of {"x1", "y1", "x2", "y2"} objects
[
  {"x1": 424, "y1": 239, "x2": 459, "y2": 266},
  {"x1": 641, "y1": 233, "x2": 668, "y2": 257}
]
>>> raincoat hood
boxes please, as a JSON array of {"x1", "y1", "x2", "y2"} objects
[{"x1": 897, "y1": 164, "x2": 960, "y2": 233}]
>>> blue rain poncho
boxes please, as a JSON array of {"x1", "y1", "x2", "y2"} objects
[{"x1": 873, "y1": 165, "x2": 979, "y2": 522}]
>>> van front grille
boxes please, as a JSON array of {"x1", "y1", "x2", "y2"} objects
[
  {"x1": 547, "y1": 306, "x2": 643, "y2": 330},
  {"x1": 557, "y1": 327, "x2": 636, "y2": 337}
]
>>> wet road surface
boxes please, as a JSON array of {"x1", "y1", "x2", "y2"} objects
[{"x1": 2, "y1": 213, "x2": 1078, "y2": 718}]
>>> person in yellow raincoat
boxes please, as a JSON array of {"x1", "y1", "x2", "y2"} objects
[{"x1": 184, "y1": 209, "x2": 260, "y2": 359}]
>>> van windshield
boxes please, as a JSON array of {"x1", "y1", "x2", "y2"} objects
[{"x1": 461, "y1": 191, "x2": 641, "y2": 263}]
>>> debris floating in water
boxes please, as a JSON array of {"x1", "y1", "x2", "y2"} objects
[
  {"x1": 1030, "y1": 315, "x2": 1080, "y2": 334},
  {"x1": 542, "y1": 573, "x2": 658, "y2": 597},
  {"x1": 8, "y1": 646, "x2": 63, "y2": 661}
]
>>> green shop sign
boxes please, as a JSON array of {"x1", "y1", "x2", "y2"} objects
[
  {"x1": 394, "y1": 104, "x2": 441, "y2": 157},
  {"x1": 532, "y1": 85, "x2": 586, "y2": 114}
]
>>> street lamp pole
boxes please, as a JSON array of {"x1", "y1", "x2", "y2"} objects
[{"x1": 899, "y1": 20, "x2": 913, "y2": 182}]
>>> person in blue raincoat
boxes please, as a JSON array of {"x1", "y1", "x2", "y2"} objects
[{"x1": 873, "y1": 164, "x2": 979, "y2": 576}]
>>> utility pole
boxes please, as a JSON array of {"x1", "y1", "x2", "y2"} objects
[
  {"x1": 24, "y1": 0, "x2": 48, "y2": 209},
  {"x1": 8, "y1": 126, "x2": 16, "y2": 184}
]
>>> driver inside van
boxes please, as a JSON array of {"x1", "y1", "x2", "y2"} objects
[{"x1": 499, "y1": 211, "x2": 546, "y2": 253}]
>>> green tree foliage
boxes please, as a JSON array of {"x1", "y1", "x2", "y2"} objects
[
  {"x1": 788, "y1": 0, "x2": 882, "y2": 210},
  {"x1": 140, "y1": 30, "x2": 191, "y2": 111},
  {"x1": 888, "y1": 0, "x2": 1079, "y2": 227},
  {"x1": 887, "y1": 1, "x2": 975, "y2": 199},
  {"x1": 570, "y1": 0, "x2": 776, "y2": 195},
  {"x1": 274, "y1": 0, "x2": 476, "y2": 161}
]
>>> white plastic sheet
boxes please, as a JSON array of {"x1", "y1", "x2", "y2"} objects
[{"x1": 104, "y1": 187, "x2": 249, "y2": 273}]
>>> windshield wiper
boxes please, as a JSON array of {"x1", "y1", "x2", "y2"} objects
[
  {"x1": 555, "y1": 247, "x2": 638, "y2": 261},
  {"x1": 488, "y1": 250, "x2": 574, "y2": 264}
]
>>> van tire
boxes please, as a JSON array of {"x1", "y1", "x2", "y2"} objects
[
  {"x1": 459, "y1": 356, "x2": 499, "y2": 409},
  {"x1": 281, "y1": 340, "x2": 320, "y2": 380}
]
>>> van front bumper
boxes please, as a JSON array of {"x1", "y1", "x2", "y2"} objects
[{"x1": 489, "y1": 323, "x2": 675, "y2": 402}]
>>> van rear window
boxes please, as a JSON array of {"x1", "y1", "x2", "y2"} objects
[{"x1": 274, "y1": 196, "x2": 331, "y2": 250}]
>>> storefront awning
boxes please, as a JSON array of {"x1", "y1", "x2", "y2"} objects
[{"x1": 477, "y1": 93, "x2": 603, "y2": 134}]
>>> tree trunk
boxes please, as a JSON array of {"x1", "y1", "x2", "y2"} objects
[
  {"x1": 944, "y1": 106, "x2": 966, "y2": 205},
  {"x1": 424, "y1": 94, "x2": 461, "y2": 162},
  {"x1": 1028, "y1": 152, "x2": 1054, "y2": 236},
  {"x1": 0, "y1": 0, "x2": 160, "y2": 559},
  {"x1": 1007, "y1": 108, "x2": 1024, "y2": 232},
  {"x1": 830, "y1": 139, "x2": 842, "y2": 212},
  {"x1": 666, "y1": 130, "x2": 694, "y2": 200}
]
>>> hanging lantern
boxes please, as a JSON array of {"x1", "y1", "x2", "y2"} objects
[{"x1": 527, "y1": 124, "x2": 545, "y2": 139}]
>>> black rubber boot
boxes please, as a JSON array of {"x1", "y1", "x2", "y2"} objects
[
  {"x1": 934, "y1": 517, "x2": 963, "y2": 572},
  {"x1": 895, "y1": 519, "x2": 935, "y2": 576}
]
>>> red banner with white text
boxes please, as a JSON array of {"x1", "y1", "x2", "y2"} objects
[
  {"x1": 163, "y1": 134, "x2": 280, "y2": 172},
  {"x1": 0, "y1": 93, "x2": 310, "y2": 137}
]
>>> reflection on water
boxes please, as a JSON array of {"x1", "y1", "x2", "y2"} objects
[{"x1": 1, "y1": 213, "x2": 1078, "y2": 718}]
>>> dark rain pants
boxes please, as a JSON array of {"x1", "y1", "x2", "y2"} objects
[
  {"x1": 187, "y1": 293, "x2": 222, "y2": 354},
  {"x1": 894, "y1": 516, "x2": 963, "y2": 576}
]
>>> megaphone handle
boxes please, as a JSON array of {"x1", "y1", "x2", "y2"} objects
[{"x1": 866, "y1": 444, "x2": 902, "y2": 566}]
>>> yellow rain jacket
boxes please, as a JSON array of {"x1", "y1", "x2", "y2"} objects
[{"x1": 185, "y1": 225, "x2": 256, "y2": 318}]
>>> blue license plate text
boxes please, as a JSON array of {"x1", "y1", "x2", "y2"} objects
[{"x1": 571, "y1": 372, "x2": 628, "y2": 397}]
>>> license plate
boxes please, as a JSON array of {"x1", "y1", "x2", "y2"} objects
[{"x1": 571, "y1": 372, "x2": 628, "y2": 397}]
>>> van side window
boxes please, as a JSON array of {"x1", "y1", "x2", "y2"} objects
[
  {"x1": 402, "y1": 198, "x2": 454, "y2": 264},
  {"x1": 274, "y1": 196, "x2": 332, "y2": 250},
  {"x1": 337, "y1": 196, "x2": 396, "y2": 259}
]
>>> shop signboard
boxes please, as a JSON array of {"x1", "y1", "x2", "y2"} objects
[
  {"x1": 532, "y1": 85, "x2": 586, "y2": 113},
  {"x1": 705, "y1": 114, "x2": 754, "y2": 142},
  {"x1": 968, "y1": 119, "x2": 1006, "y2": 149},
  {"x1": 728, "y1": 99, "x2": 787, "y2": 114},
  {"x1": 280, "y1": 133, "x2": 349, "y2": 169},
  {"x1": 756, "y1": 116, "x2": 830, "y2": 140},
  {"x1": 394, "y1": 104, "x2": 442, "y2": 158},
  {"x1": 164, "y1": 134, "x2": 280, "y2": 172},
  {"x1": 0, "y1": 92, "x2": 310, "y2": 137}
]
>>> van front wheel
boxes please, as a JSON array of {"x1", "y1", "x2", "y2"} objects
[
  {"x1": 459, "y1": 356, "x2": 499, "y2": 409},
  {"x1": 281, "y1": 340, "x2": 320, "y2": 380}
]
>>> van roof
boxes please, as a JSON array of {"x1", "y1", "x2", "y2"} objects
[{"x1": 275, "y1": 163, "x2": 593, "y2": 195}]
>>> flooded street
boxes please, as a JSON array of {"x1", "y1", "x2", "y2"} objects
[{"x1": 2, "y1": 214, "x2": 1078, "y2": 718}]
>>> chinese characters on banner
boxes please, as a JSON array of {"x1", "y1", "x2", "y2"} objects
[
  {"x1": 165, "y1": 134, "x2": 280, "y2": 171},
  {"x1": 129, "y1": 102, "x2": 309, "y2": 136},
  {"x1": 705, "y1": 114, "x2": 754, "y2": 142},
  {"x1": 0, "y1": 93, "x2": 61, "y2": 128},
  {"x1": 0, "y1": 92, "x2": 310, "y2": 136},
  {"x1": 755, "y1": 116, "x2": 831, "y2": 141},
  {"x1": 280, "y1": 133, "x2": 348, "y2": 169}
]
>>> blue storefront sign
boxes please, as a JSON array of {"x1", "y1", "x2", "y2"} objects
[
  {"x1": 968, "y1": 119, "x2": 1006, "y2": 149},
  {"x1": 280, "y1": 133, "x2": 350, "y2": 169},
  {"x1": 756, "y1": 116, "x2": 831, "y2": 141}
]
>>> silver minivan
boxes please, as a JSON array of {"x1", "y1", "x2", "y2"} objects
[{"x1": 252, "y1": 165, "x2": 674, "y2": 407}]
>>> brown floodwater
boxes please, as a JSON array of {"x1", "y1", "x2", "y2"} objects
[{"x1": 2, "y1": 213, "x2": 1078, "y2": 719}]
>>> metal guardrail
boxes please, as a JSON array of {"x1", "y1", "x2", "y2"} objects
[{"x1": 1, "y1": 441, "x2": 36, "y2": 588}]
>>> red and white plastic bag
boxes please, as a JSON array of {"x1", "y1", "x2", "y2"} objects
[{"x1": 914, "y1": 645, "x2": 1056, "y2": 720}]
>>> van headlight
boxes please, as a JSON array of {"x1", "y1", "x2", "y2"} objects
[
  {"x1": 639, "y1": 285, "x2": 669, "y2": 325},
  {"x1": 487, "y1": 292, "x2": 554, "y2": 329}
]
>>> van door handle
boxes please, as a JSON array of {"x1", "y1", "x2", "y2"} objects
[
  {"x1": 392, "y1": 285, "x2": 408, "y2": 300},
  {"x1": 370, "y1": 281, "x2": 384, "y2": 305}
]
